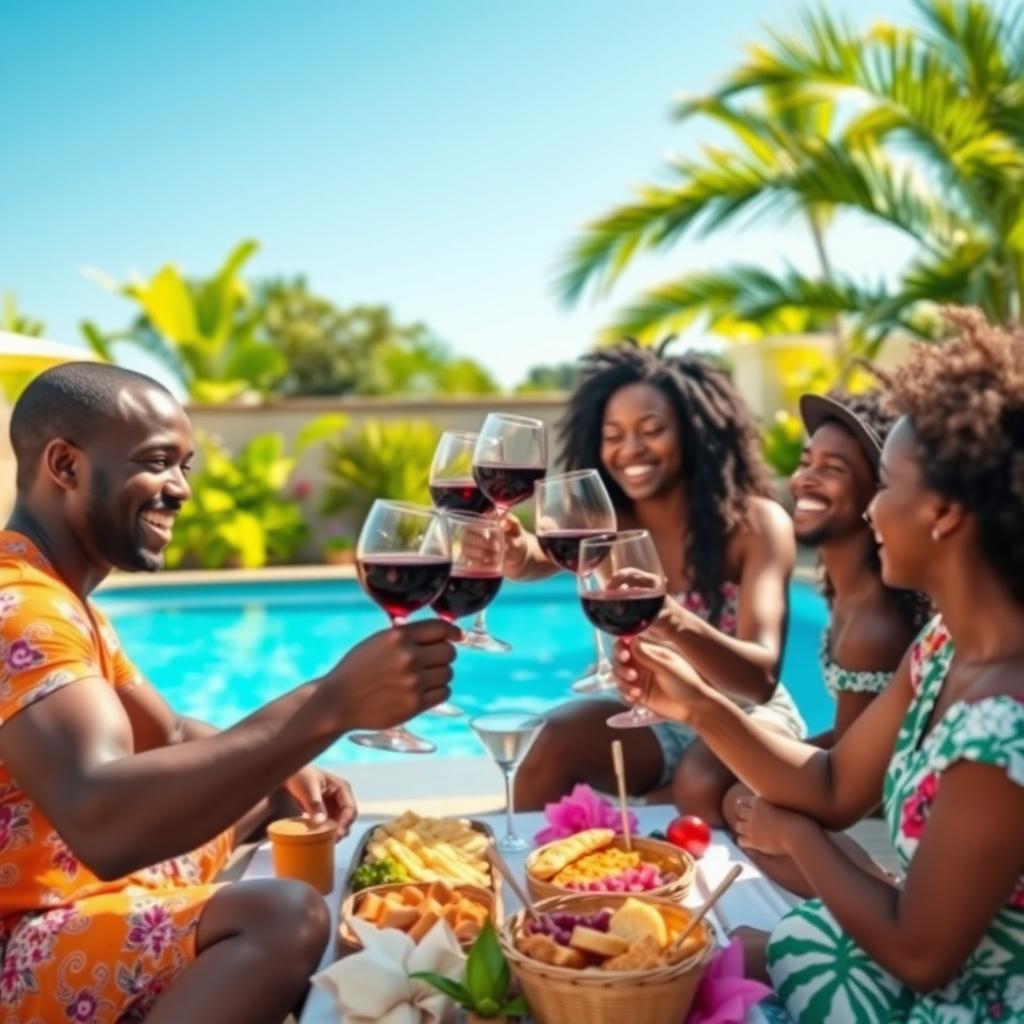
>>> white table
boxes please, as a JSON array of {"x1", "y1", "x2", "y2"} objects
[{"x1": 242, "y1": 807, "x2": 796, "y2": 1023}]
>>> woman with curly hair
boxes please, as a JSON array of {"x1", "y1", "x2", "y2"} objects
[
  {"x1": 614, "y1": 310, "x2": 1024, "y2": 1021},
  {"x1": 507, "y1": 341, "x2": 806, "y2": 821}
]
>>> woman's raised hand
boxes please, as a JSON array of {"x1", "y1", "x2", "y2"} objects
[{"x1": 612, "y1": 637, "x2": 711, "y2": 723}]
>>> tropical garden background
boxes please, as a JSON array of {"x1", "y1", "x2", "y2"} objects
[{"x1": 3, "y1": 0, "x2": 1023, "y2": 568}]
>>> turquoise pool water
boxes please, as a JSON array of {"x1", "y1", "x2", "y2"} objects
[{"x1": 94, "y1": 576, "x2": 831, "y2": 764}]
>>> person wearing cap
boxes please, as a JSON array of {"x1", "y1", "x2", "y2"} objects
[{"x1": 720, "y1": 389, "x2": 929, "y2": 898}]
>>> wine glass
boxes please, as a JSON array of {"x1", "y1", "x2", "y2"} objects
[
  {"x1": 534, "y1": 469, "x2": 618, "y2": 694},
  {"x1": 351, "y1": 500, "x2": 451, "y2": 754},
  {"x1": 470, "y1": 712, "x2": 546, "y2": 853},
  {"x1": 472, "y1": 414, "x2": 547, "y2": 515},
  {"x1": 429, "y1": 430, "x2": 507, "y2": 653},
  {"x1": 578, "y1": 530, "x2": 667, "y2": 729}
]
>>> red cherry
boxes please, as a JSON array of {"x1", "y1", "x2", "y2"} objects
[{"x1": 666, "y1": 814, "x2": 711, "y2": 858}]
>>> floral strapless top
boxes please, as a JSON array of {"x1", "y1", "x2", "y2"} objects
[
  {"x1": 819, "y1": 630, "x2": 892, "y2": 698},
  {"x1": 678, "y1": 580, "x2": 739, "y2": 635}
]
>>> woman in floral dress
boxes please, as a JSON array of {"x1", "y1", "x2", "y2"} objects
[{"x1": 613, "y1": 310, "x2": 1024, "y2": 1022}]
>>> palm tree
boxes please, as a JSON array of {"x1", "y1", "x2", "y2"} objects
[{"x1": 558, "y1": 0, "x2": 1024, "y2": 371}]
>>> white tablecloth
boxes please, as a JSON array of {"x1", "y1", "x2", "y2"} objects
[{"x1": 241, "y1": 806, "x2": 796, "y2": 1023}]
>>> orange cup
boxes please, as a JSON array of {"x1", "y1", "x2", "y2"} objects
[{"x1": 267, "y1": 817, "x2": 336, "y2": 894}]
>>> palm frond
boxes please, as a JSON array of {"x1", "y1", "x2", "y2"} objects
[{"x1": 596, "y1": 266, "x2": 887, "y2": 344}]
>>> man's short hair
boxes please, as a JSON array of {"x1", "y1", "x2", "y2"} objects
[{"x1": 10, "y1": 362, "x2": 172, "y2": 490}]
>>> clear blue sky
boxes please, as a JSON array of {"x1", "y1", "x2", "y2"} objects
[{"x1": 1, "y1": 0, "x2": 914, "y2": 389}]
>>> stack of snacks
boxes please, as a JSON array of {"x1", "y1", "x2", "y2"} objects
[
  {"x1": 360, "y1": 811, "x2": 491, "y2": 887},
  {"x1": 526, "y1": 828, "x2": 694, "y2": 901},
  {"x1": 501, "y1": 893, "x2": 713, "y2": 1024},
  {"x1": 341, "y1": 880, "x2": 495, "y2": 950}
]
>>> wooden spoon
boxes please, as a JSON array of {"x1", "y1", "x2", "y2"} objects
[
  {"x1": 672, "y1": 863, "x2": 743, "y2": 951},
  {"x1": 485, "y1": 843, "x2": 542, "y2": 923}
]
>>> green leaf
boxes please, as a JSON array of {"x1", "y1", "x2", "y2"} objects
[
  {"x1": 465, "y1": 921, "x2": 508, "y2": 1008},
  {"x1": 408, "y1": 972, "x2": 472, "y2": 1008},
  {"x1": 140, "y1": 265, "x2": 199, "y2": 343},
  {"x1": 295, "y1": 413, "x2": 349, "y2": 455},
  {"x1": 502, "y1": 995, "x2": 530, "y2": 1017},
  {"x1": 217, "y1": 512, "x2": 266, "y2": 568},
  {"x1": 79, "y1": 321, "x2": 115, "y2": 362}
]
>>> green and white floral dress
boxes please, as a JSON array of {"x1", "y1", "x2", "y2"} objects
[
  {"x1": 767, "y1": 617, "x2": 1024, "y2": 1022},
  {"x1": 821, "y1": 631, "x2": 892, "y2": 700}
]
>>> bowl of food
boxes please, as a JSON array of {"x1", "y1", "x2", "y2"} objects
[
  {"x1": 340, "y1": 880, "x2": 497, "y2": 952},
  {"x1": 525, "y1": 828, "x2": 695, "y2": 902},
  {"x1": 501, "y1": 892, "x2": 714, "y2": 1024}
]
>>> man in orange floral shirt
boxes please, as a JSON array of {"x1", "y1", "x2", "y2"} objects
[{"x1": 0, "y1": 363, "x2": 459, "y2": 1023}]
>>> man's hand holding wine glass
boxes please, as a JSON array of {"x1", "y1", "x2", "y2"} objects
[{"x1": 321, "y1": 620, "x2": 462, "y2": 731}]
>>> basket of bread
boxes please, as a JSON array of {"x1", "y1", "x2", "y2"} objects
[
  {"x1": 339, "y1": 811, "x2": 501, "y2": 953},
  {"x1": 501, "y1": 892, "x2": 713, "y2": 1024},
  {"x1": 525, "y1": 828, "x2": 695, "y2": 902}
]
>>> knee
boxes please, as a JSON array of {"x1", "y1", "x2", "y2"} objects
[
  {"x1": 249, "y1": 880, "x2": 330, "y2": 968},
  {"x1": 672, "y1": 764, "x2": 734, "y2": 827}
]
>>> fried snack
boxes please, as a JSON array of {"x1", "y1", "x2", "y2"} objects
[
  {"x1": 530, "y1": 829, "x2": 615, "y2": 881},
  {"x1": 663, "y1": 929, "x2": 707, "y2": 964},
  {"x1": 353, "y1": 884, "x2": 490, "y2": 945},
  {"x1": 601, "y1": 934, "x2": 663, "y2": 972},
  {"x1": 552, "y1": 848, "x2": 642, "y2": 886},
  {"x1": 569, "y1": 926, "x2": 629, "y2": 958},
  {"x1": 516, "y1": 933, "x2": 562, "y2": 965},
  {"x1": 609, "y1": 898, "x2": 668, "y2": 947},
  {"x1": 363, "y1": 812, "x2": 491, "y2": 887}
]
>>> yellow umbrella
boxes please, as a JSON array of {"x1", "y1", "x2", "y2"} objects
[{"x1": 0, "y1": 330, "x2": 99, "y2": 375}]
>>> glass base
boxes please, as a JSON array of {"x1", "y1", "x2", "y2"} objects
[
  {"x1": 459, "y1": 630, "x2": 512, "y2": 654},
  {"x1": 350, "y1": 728, "x2": 436, "y2": 754},
  {"x1": 570, "y1": 658, "x2": 616, "y2": 694},
  {"x1": 497, "y1": 833, "x2": 531, "y2": 853},
  {"x1": 425, "y1": 701, "x2": 464, "y2": 718},
  {"x1": 607, "y1": 707, "x2": 665, "y2": 730}
]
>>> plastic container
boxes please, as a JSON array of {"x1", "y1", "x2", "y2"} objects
[{"x1": 267, "y1": 816, "x2": 335, "y2": 894}]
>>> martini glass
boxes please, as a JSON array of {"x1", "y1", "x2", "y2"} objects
[
  {"x1": 351, "y1": 500, "x2": 451, "y2": 754},
  {"x1": 470, "y1": 712, "x2": 546, "y2": 852},
  {"x1": 535, "y1": 469, "x2": 618, "y2": 694},
  {"x1": 578, "y1": 530, "x2": 667, "y2": 729}
]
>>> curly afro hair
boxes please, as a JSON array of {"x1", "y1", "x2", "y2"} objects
[
  {"x1": 559, "y1": 340, "x2": 774, "y2": 624},
  {"x1": 891, "y1": 308, "x2": 1024, "y2": 603}
]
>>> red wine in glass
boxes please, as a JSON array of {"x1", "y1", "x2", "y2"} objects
[
  {"x1": 538, "y1": 529, "x2": 617, "y2": 574},
  {"x1": 473, "y1": 463, "x2": 546, "y2": 510},
  {"x1": 581, "y1": 588, "x2": 666, "y2": 639},
  {"x1": 356, "y1": 555, "x2": 452, "y2": 621},
  {"x1": 431, "y1": 570, "x2": 504, "y2": 621},
  {"x1": 429, "y1": 479, "x2": 495, "y2": 515}
]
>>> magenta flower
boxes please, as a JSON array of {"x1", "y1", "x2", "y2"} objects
[
  {"x1": 687, "y1": 938, "x2": 772, "y2": 1024},
  {"x1": 65, "y1": 990, "x2": 98, "y2": 1022},
  {"x1": 534, "y1": 783, "x2": 638, "y2": 845},
  {"x1": 900, "y1": 771, "x2": 940, "y2": 841}
]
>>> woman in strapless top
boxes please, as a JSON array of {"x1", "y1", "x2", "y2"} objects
[{"x1": 506, "y1": 340, "x2": 805, "y2": 823}]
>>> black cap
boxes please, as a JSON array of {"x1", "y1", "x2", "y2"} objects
[{"x1": 798, "y1": 394, "x2": 884, "y2": 470}]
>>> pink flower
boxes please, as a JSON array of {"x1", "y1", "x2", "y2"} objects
[
  {"x1": 534, "y1": 784, "x2": 638, "y2": 845},
  {"x1": 687, "y1": 938, "x2": 772, "y2": 1024},
  {"x1": 900, "y1": 771, "x2": 940, "y2": 841},
  {"x1": 126, "y1": 904, "x2": 174, "y2": 958},
  {"x1": 64, "y1": 990, "x2": 98, "y2": 1022},
  {"x1": 1008, "y1": 878, "x2": 1024, "y2": 910},
  {"x1": 293, "y1": 479, "x2": 313, "y2": 500}
]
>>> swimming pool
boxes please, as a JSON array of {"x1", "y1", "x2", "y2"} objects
[{"x1": 94, "y1": 575, "x2": 831, "y2": 764}]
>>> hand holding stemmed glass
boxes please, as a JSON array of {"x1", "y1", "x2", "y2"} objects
[
  {"x1": 577, "y1": 529, "x2": 667, "y2": 729},
  {"x1": 351, "y1": 499, "x2": 453, "y2": 754},
  {"x1": 534, "y1": 469, "x2": 618, "y2": 693},
  {"x1": 469, "y1": 414, "x2": 548, "y2": 650}
]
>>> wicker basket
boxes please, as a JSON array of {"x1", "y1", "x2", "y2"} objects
[
  {"x1": 525, "y1": 834, "x2": 695, "y2": 903},
  {"x1": 501, "y1": 893, "x2": 713, "y2": 1024},
  {"x1": 338, "y1": 882, "x2": 499, "y2": 955}
]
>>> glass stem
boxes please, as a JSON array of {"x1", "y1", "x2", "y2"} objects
[
  {"x1": 472, "y1": 609, "x2": 488, "y2": 635},
  {"x1": 503, "y1": 768, "x2": 517, "y2": 842}
]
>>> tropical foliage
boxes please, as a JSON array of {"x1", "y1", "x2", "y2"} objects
[
  {"x1": 558, "y1": 0, "x2": 1024, "y2": 372},
  {"x1": 320, "y1": 420, "x2": 439, "y2": 529},
  {"x1": 0, "y1": 294, "x2": 48, "y2": 402},
  {"x1": 83, "y1": 241, "x2": 285, "y2": 404},
  {"x1": 165, "y1": 415, "x2": 344, "y2": 569}
]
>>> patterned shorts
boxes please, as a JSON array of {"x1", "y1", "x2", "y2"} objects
[{"x1": 0, "y1": 831, "x2": 233, "y2": 1024}]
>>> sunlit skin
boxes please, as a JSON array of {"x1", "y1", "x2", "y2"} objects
[
  {"x1": 505, "y1": 380, "x2": 796, "y2": 824},
  {"x1": 1, "y1": 376, "x2": 460, "y2": 1023},
  {"x1": 722, "y1": 416, "x2": 919, "y2": 899},
  {"x1": 613, "y1": 416, "x2": 1024, "y2": 992}
]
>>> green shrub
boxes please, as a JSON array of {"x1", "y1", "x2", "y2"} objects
[
  {"x1": 167, "y1": 415, "x2": 344, "y2": 569},
  {"x1": 320, "y1": 420, "x2": 440, "y2": 528}
]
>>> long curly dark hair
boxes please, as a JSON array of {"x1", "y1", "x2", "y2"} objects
[
  {"x1": 816, "y1": 385, "x2": 932, "y2": 634},
  {"x1": 890, "y1": 308, "x2": 1024, "y2": 604},
  {"x1": 558, "y1": 340, "x2": 775, "y2": 624}
]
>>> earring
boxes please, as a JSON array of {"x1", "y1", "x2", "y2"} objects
[{"x1": 931, "y1": 528, "x2": 940, "y2": 541}]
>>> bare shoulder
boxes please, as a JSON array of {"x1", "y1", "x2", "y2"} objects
[
  {"x1": 833, "y1": 601, "x2": 917, "y2": 674},
  {"x1": 738, "y1": 496, "x2": 795, "y2": 553},
  {"x1": 968, "y1": 654, "x2": 1024, "y2": 704}
]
